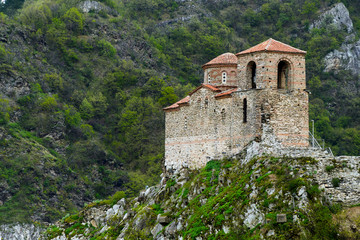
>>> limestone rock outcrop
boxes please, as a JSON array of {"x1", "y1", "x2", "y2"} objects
[
  {"x1": 311, "y1": 3, "x2": 360, "y2": 76},
  {"x1": 310, "y1": 3, "x2": 353, "y2": 33},
  {"x1": 79, "y1": 1, "x2": 110, "y2": 13},
  {"x1": 0, "y1": 224, "x2": 43, "y2": 240},
  {"x1": 42, "y1": 135, "x2": 360, "y2": 239},
  {"x1": 324, "y1": 39, "x2": 360, "y2": 75}
]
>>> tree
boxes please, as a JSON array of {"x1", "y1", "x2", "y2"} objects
[
  {"x1": 63, "y1": 7, "x2": 84, "y2": 33},
  {"x1": 158, "y1": 86, "x2": 178, "y2": 106},
  {"x1": 0, "y1": 0, "x2": 25, "y2": 16},
  {"x1": 97, "y1": 39, "x2": 116, "y2": 58},
  {"x1": 19, "y1": 3, "x2": 52, "y2": 30},
  {"x1": 80, "y1": 98, "x2": 94, "y2": 120},
  {"x1": 88, "y1": 92, "x2": 108, "y2": 117}
]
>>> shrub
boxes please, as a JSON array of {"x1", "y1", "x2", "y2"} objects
[
  {"x1": 0, "y1": 98, "x2": 10, "y2": 125},
  {"x1": 306, "y1": 184, "x2": 321, "y2": 199},
  {"x1": 19, "y1": 3, "x2": 52, "y2": 30},
  {"x1": 44, "y1": 73, "x2": 64, "y2": 91},
  {"x1": 0, "y1": 12, "x2": 7, "y2": 24},
  {"x1": 103, "y1": 191, "x2": 126, "y2": 206},
  {"x1": 166, "y1": 178, "x2": 176, "y2": 188},
  {"x1": 63, "y1": 7, "x2": 84, "y2": 33},
  {"x1": 63, "y1": 48, "x2": 79, "y2": 64},
  {"x1": 152, "y1": 204, "x2": 164, "y2": 214},
  {"x1": 80, "y1": 124, "x2": 94, "y2": 138},
  {"x1": 79, "y1": 98, "x2": 94, "y2": 120},
  {"x1": 332, "y1": 178, "x2": 340, "y2": 188},
  {"x1": 64, "y1": 105, "x2": 81, "y2": 127},
  {"x1": 325, "y1": 165, "x2": 335, "y2": 172},
  {"x1": 46, "y1": 18, "x2": 67, "y2": 47},
  {"x1": 287, "y1": 178, "x2": 305, "y2": 193},
  {"x1": 88, "y1": 92, "x2": 108, "y2": 117},
  {"x1": 0, "y1": 44, "x2": 9, "y2": 61},
  {"x1": 205, "y1": 160, "x2": 221, "y2": 172},
  {"x1": 40, "y1": 95, "x2": 58, "y2": 111},
  {"x1": 76, "y1": 38, "x2": 93, "y2": 52},
  {"x1": 97, "y1": 39, "x2": 116, "y2": 57}
]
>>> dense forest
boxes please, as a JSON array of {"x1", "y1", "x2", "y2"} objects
[{"x1": 0, "y1": 0, "x2": 360, "y2": 224}]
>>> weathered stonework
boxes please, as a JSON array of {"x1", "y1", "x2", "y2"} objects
[
  {"x1": 164, "y1": 39, "x2": 309, "y2": 171},
  {"x1": 237, "y1": 51, "x2": 306, "y2": 90}
]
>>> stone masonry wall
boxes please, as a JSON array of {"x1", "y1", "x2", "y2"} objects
[
  {"x1": 165, "y1": 88, "x2": 260, "y2": 170},
  {"x1": 237, "y1": 52, "x2": 306, "y2": 90},
  {"x1": 203, "y1": 66, "x2": 238, "y2": 86},
  {"x1": 165, "y1": 87, "x2": 309, "y2": 170},
  {"x1": 259, "y1": 89, "x2": 309, "y2": 147}
]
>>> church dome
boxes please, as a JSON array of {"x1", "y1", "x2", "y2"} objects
[{"x1": 202, "y1": 53, "x2": 237, "y2": 69}]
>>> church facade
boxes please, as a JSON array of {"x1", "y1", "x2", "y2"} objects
[{"x1": 163, "y1": 39, "x2": 309, "y2": 170}]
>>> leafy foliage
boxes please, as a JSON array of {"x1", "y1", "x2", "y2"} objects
[{"x1": 0, "y1": 0, "x2": 359, "y2": 225}]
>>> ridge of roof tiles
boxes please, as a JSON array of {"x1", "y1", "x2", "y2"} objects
[
  {"x1": 188, "y1": 84, "x2": 221, "y2": 96},
  {"x1": 215, "y1": 88, "x2": 238, "y2": 98},
  {"x1": 236, "y1": 38, "x2": 306, "y2": 56},
  {"x1": 202, "y1": 52, "x2": 237, "y2": 69},
  {"x1": 163, "y1": 96, "x2": 190, "y2": 110}
]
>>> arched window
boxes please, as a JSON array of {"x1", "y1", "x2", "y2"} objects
[
  {"x1": 277, "y1": 60, "x2": 291, "y2": 89},
  {"x1": 247, "y1": 61, "x2": 256, "y2": 89},
  {"x1": 204, "y1": 97, "x2": 209, "y2": 109},
  {"x1": 222, "y1": 72, "x2": 227, "y2": 84},
  {"x1": 243, "y1": 98, "x2": 247, "y2": 123},
  {"x1": 208, "y1": 74, "x2": 211, "y2": 83},
  {"x1": 197, "y1": 97, "x2": 201, "y2": 108}
]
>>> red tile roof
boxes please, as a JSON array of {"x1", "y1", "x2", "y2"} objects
[
  {"x1": 163, "y1": 85, "x2": 237, "y2": 111},
  {"x1": 177, "y1": 95, "x2": 191, "y2": 105},
  {"x1": 163, "y1": 96, "x2": 190, "y2": 111},
  {"x1": 236, "y1": 38, "x2": 306, "y2": 56},
  {"x1": 215, "y1": 88, "x2": 238, "y2": 99},
  {"x1": 202, "y1": 53, "x2": 237, "y2": 69},
  {"x1": 189, "y1": 84, "x2": 221, "y2": 96}
]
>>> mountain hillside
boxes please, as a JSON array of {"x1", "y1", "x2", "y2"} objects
[
  {"x1": 42, "y1": 141, "x2": 360, "y2": 239},
  {"x1": 0, "y1": 0, "x2": 360, "y2": 227}
]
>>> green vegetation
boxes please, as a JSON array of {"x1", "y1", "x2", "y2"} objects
[
  {"x1": 152, "y1": 203, "x2": 164, "y2": 215},
  {"x1": 332, "y1": 178, "x2": 340, "y2": 187},
  {"x1": 326, "y1": 165, "x2": 336, "y2": 172},
  {"x1": 0, "y1": 0, "x2": 359, "y2": 225},
  {"x1": 45, "y1": 155, "x2": 347, "y2": 239}
]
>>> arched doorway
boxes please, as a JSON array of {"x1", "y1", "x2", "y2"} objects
[{"x1": 277, "y1": 60, "x2": 291, "y2": 89}]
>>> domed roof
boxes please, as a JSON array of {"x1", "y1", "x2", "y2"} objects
[{"x1": 202, "y1": 52, "x2": 237, "y2": 69}]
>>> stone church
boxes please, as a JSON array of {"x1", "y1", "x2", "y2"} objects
[{"x1": 163, "y1": 38, "x2": 309, "y2": 170}]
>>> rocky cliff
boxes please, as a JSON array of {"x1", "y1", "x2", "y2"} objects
[
  {"x1": 312, "y1": 3, "x2": 360, "y2": 76},
  {"x1": 0, "y1": 224, "x2": 43, "y2": 240},
  {"x1": 41, "y1": 138, "x2": 360, "y2": 239},
  {"x1": 310, "y1": 3, "x2": 354, "y2": 33}
]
